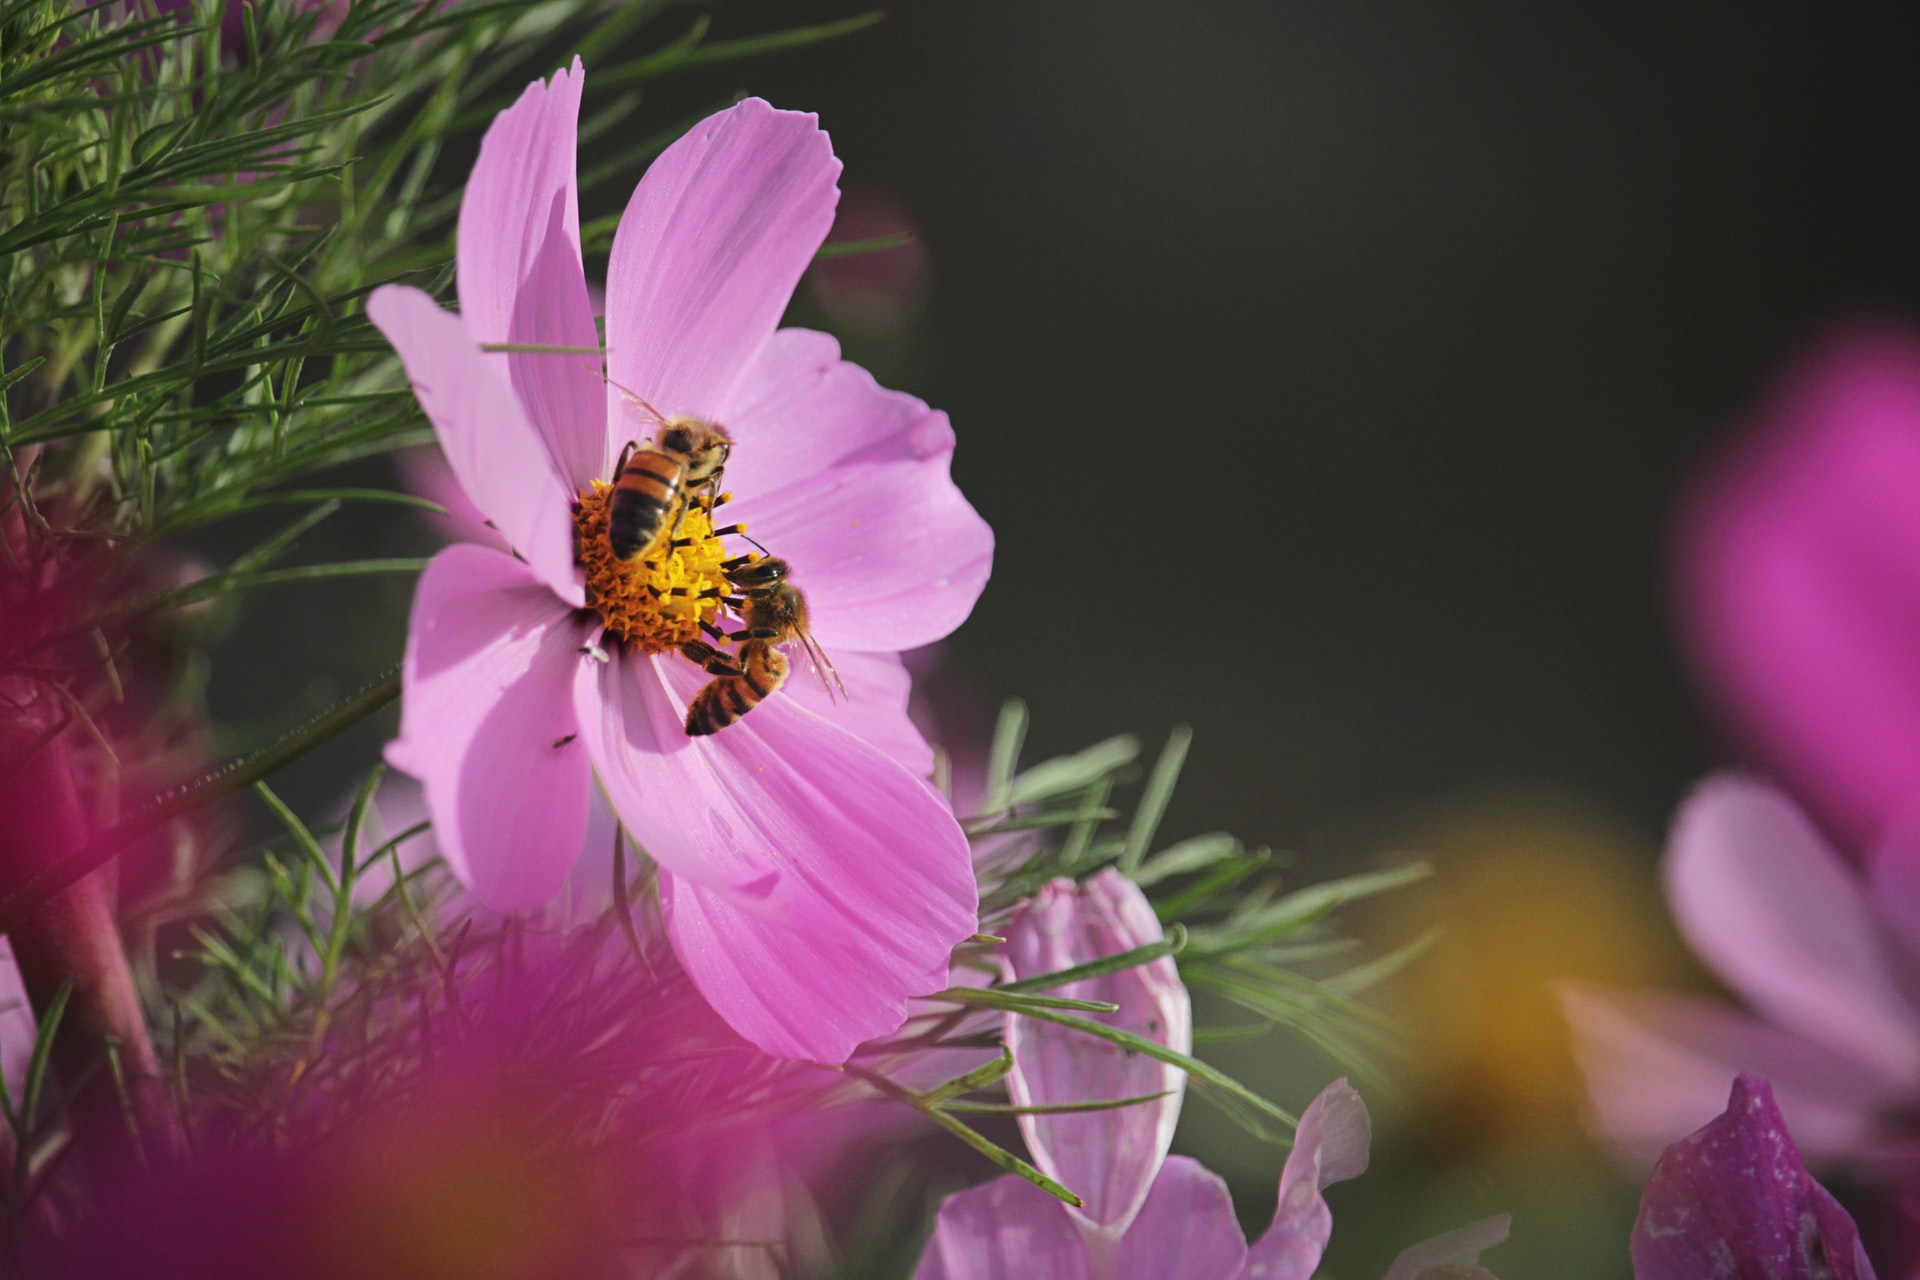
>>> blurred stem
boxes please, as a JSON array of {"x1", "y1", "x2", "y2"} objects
[
  {"x1": 0, "y1": 666, "x2": 400, "y2": 936},
  {"x1": 0, "y1": 724, "x2": 180, "y2": 1163}
]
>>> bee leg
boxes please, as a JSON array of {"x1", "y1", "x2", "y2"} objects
[{"x1": 680, "y1": 640, "x2": 744, "y2": 677}]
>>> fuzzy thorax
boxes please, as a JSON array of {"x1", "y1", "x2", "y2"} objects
[{"x1": 572, "y1": 482, "x2": 733, "y2": 652}]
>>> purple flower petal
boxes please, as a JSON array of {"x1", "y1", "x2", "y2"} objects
[
  {"x1": 1664, "y1": 776, "x2": 1920, "y2": 1081},
  {"x1": 384, "y1": 545, "x2": 596, "y2": 911},
  {"x1": 603, "y1": 98, "x2": 840, "y2": 427},
  {"x1": 1002, "y1": 870, "x2": 1191, "y2": 1235},
  {"x1": 777, "y1": 646, "x2": 935, "y2": 779},
  {"x1": 455, "y1": 58, "x2": 608, "y2": 490},
  {"x1": 1867, "y1": 835, "x2": 1920, "y2": 983},
  {"x1": 0, "y1": 941, "x2": 32, "y2": 1101},
  {"x1": 1381, "y1": 1215, "x2": 1511, "y2": 1280},
  {"x1": 912, "y1": 1176, "x2": 1095, "y2": 1280},
  {"x1": 1240, "y1": 1079, "x2": 1372, "y2": 1280},
  {"x1": 718, "y1": 328, "x2": 940, "y2": 489},
  {"x1": 719, "y1": 328, "x2": 993, "y2": 652},
  {"x1": 1631, "y1": 1074, "x2": 1878, "y2": 1280},
  {"x1": 1117, "y1": 1157, "x2": 1250, "y2": 1280},
  {"x1": 574, "y1": 654, "x2": 976, "y2": 1061},
  {"x1": 734, "y1": 452, "x2": 993, "y2": 654},
  {"x1": 365, "y1": 286, "x2": 583, "y2": 605},
  {"x1": 1674, "y1": 320, "x2": 1920, "y2": 852},
  {"x1": 1561, "y1": 983, "x2": 1909, "y2": 1175}
]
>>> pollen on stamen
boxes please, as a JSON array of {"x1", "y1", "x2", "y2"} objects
[{"x1": 572, "y1": 482, "x2": 734, "y2": 654}]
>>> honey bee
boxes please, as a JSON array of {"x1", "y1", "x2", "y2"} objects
[
  {"x1": 608, "y1": 419, "x2": 733, "y2": 562},
  {"x1": 679, "y1": 556, "x2": 844, "y2": 736}
]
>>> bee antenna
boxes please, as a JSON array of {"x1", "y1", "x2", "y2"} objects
[{"x1": 735, "y1": 530, "x2": 772, "y2": 557}]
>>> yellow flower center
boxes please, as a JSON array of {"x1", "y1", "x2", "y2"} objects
[{"x1": 572, "y1": 481, "x2": 735, "y2": 653}]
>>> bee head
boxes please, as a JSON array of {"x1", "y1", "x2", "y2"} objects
[
  {"x1": 745, "y1": 581, "x2": 807, "y2": 635},
  {"x1": 728, "y1": 555, "x2": 789, "y2": 593},
  {"x1": 665, "y1": 419, "x2": 732, "y2": 482}
]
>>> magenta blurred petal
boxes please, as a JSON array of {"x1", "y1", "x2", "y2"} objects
[
  {"x1": 1002, "y1": 870, "x2": 1191, "y2": 1235},
  {"x1": 1631, "y1": 1074, "x2": 1878, "y2": 1280},
  {"x1": 1665, "y1": 776, "x2": 1920, "y2": 1080},
  {"x1": 913, "y1": 1176, "x2": 1094, "y2": 1280},
  {"x1": 385, "y1": 545, "x2": 594, "y2": 912},
  {"x1": 1869, "y1": 833, "x2": 1920, "y2": 980},
  {"x1": 575, "y1": 655, "x2": 976, "y2": 1062},
  {"x1": 603, "y1": 98, "x2": 840, "y2": 425},
  {"x1": 455, "y1": 58, "x2": 607, "y2": 489},
  {"x1": 365, "y1": 286, "x2": 583, "y2": 605},
  {"x1": 1118, "y1": 1157, "x2": 1249, "y2": 1280},
  {"x1": 1675, "y1": 321, "x2": 1920, "y2": 852},
  {"x1": 1382, "y1": 1215, "x2": 1512, "y2": 1280},
  {"x1": 1240, "y1": 1078, "x2": 1371, "y2": 1280},
  {"x1": 1562, "y1": 983, "x2": 1907, "y2": 1173}
]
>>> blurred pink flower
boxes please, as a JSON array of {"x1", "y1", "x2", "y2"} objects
[
  {"x1": 1674, "y1": 319, "x2": 1920, "y2": 856},
  {"x1": 1631, "y1": 1073, "x2": 1878, "y2": 1280},
  {"x1": 916, "y1": 872, "x2": 1506, "y2": 1280},
  {"x1": 1564, "y1": 775, "x2": 1920, "y2": 1182},
  {"x1": 918, "y1": 1078, "x2": 1508, "y2": 1280},
  {"x1": 34, "y1": 927, "x2": 842, "y2": 1280},
  {"x1": 366, "y1": 62, "x2": 991, "y2": 1062}
]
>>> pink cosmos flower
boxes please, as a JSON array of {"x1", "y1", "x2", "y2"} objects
[
  {"x1": 1674, "y1": 319, "x2": 1920, "y2": 856},
  {"x1": 1563, "y1": 775, "x2": 1920, "y2": 1182},
  {"x1": 915, "y1": 871, "x2": 1508, "y2": 1280},
  {"x1": 1631, "y1": 1073, "x2": 1878, "y2": 1280},
  {"x1": 917, "y1": 1077, "x2": 1510, "y2": 1280},
  {"x1": 365, "y1": 61, "x2": 992, "y2": 1063}
]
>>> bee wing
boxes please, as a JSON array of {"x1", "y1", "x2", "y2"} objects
[
  {"x1": 796, "y1": 629, "x2": 847, "y2": 702},
  {"x1": 604, "y1": 374, "x2": 667, "y2": 430}
]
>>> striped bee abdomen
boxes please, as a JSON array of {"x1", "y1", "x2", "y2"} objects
[
  {"x1": 685, "y1": 643, "x2": 790, "y2": 735},
  {"x1": 608, "y1": 448, "x2": 685, "y2": 560}
]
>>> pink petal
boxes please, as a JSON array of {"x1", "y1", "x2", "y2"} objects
[
  {"x1": 778, "y1": 646, "x2": 935, "y2": 779},
  {"x1": 729, "y1": 455, "x2": 992, "y2": 654},
  {"x1": 574, "y1": 654, "x2": 977, "y2": 1062},
  {"x1": 716, "y1": 328, "x2": 992, "y2": 652},
  {"x1": 1241, "y1": 1079, "x2": 1371, "y2": 1280},
  {"x1": 1561, "y1": 983, "x2": 1910, "y2": 1176},
  {"x1": 397, "y1": 446, "x2": 509, "y2": 553},
  {"x1": 455, "y1": 58, "x2": 608, "y2": 490},
  {"x1": 1674, "y1": 319, "x2": 1920, "y2": 853},
  {"x1": 384, "y1": 545, "x2": 596, "y2": 912},
  {"x1": 1631, "y1": 1075, "x2": 1878, "y2": 1280},
  {"x1": 716, "y1": 328, "x2": 935, "y2": 489},
  {"x1": 366, "y1": 286, "x2": 583, "y2": 605},
  {"x1": 1117, "y1": 1157, "x2": 1250, "y2": 1280},
  {"x1": 603, "y1": 99, "x2": 840, "y2": 427},
  {"x1": 1003, "y1": 870, "x2": 1191, "y2": 1235},
  {"x1": 1381, "y1": 1215, "x2": 1511, "y2": 1280},
  {"x1": 912, "y1": 1177, "x2": 1094, "y2": 1280},
  {"x1": 1664, "y1": 775, "x2": 1920, "y2": 1080}
]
